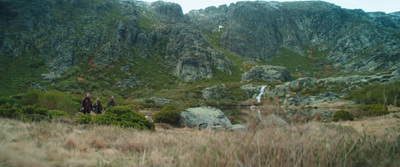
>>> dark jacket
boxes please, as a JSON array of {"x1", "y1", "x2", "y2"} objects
[
  {"x1": 81, "y1": 97, "x2": 93, "y2": 112},
  {"x1": 93, "y1": 101, "x2": 103, "y2": 114},
  {"x1": 106, "y1": 100, "x2": 117, "y2": 109}
]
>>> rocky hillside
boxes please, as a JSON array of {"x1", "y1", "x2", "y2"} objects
[
  {"x1": 189, "y1": 1, "x2": 400, "y2": 73},
  {"x1": 0, "y1": 0, "x2": 399, "y2": 97}
]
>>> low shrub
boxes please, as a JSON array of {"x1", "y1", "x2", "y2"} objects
[
  {"x1": 0, "y1": 103, "x2": 70, "y2": 122},
  {"x1": 22, "y1": 90, "x2": 80, "y2": 115},
  {"x1": 333, "y1": 110, "x2": 354, "y2": 122},
  {"x1": 77, "y1": 106, "x2": 155, "y2": 130},
  {"x1": 47, "y1": 110, "x2": 72, "y2": 119},
  {"x1": 363, "y1": 104, "x2": 389, "y2": 116},
  {"x1": 0, "y1": 103, "x2": 23, "y2": 119},
  {"x1": 348, "y1": 83, "x2": 400, "y2": 106},
  {"x1": 38, "y1": 91, "x2": 79, "y2": 115},
  {"x1": 22, "y1": 89, "x2": 41, "y2": 105},
  {"x1": 75, "y1": 114, "x2": 93, "y2": 124},
  {"x1": 0, "y1": 97, "x2": 21, "y2": 106},
  {"x1": 153, "y1": 105, "x2": 181, "y2": 126},
  {"x1": 21, "y1": 105, "x2": 47, "y2": 115}
]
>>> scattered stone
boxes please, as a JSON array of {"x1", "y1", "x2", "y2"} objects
[
  {"x1": 120, "y1": 66, "x2": 130, "y2": 73},
  {"x1": 116, "y1": 77, "x2": 141, "y2": 88},
  {"x1": 41, "y1": 72, "x2": 61, "y2": 81},
  {"x1": 30, "y1": 82, "x2": 47, "y2": 91},
  {"x1": 136, "y1": 97, "x2": 173, "y2": 105}
]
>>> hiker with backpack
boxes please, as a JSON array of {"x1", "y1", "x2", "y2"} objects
[
  {"x1": 81, "y1": 93, "x2": 93, "y2": 114},
  {"x1": 93, "y1": 98, "x2": 103, "y2": 114},
  {"x1": 106, "y1": 95, "x2": 117, "y2": 110}
]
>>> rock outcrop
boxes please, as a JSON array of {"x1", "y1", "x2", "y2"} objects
[
  {"x1": 179, "y1": 107, "x2": 232, "y2": 130},
  {"x1": 188, "y1": 1, "x2": 400, "y2": 73},
  {"x1": 201, "y1": 84, "x2": 228, "y2": 100},
  {"x1": 241, "y1": 65, "x2": 293, "y2": 82},
  {"x1": 242, "y1": 69, "x2": 400, "y2": 107},
  {"x1": 0, "y1": 0, "x2": 231, "y2": 83}
]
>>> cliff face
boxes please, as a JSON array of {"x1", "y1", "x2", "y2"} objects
[
  {"x1": 0, "y1": 0, "x2": 230, "y2": 83},
  {"x1": 188, "y1": 1, "x2": 400, "y2": 73},
  {"x1": 0, "y1": 0, "x2": 399, "y2": 89}
]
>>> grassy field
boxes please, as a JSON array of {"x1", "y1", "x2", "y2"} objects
[{"x1": 1, "y1": 111, "x2": 400, "y2": 166}]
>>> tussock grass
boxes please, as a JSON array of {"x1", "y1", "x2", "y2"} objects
[{"x1": 1, "y1": 113, "x2": 400, "y2": 166}]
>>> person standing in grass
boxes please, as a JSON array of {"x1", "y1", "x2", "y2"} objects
[
  {"x1": 106, "y1": 95, "x2": 117, "y2": 110},
  {"x1": 81, "y1": 93, "x2": 93, "y2": 114},
  {"x1": 93, "y1": 98, "x2": 103, "y2": 114}
]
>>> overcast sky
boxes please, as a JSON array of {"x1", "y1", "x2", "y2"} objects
[{"x1": 139, "y1": 0, "x2": 400, "y2": 14}]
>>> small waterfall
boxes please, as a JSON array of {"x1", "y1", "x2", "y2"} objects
[{"x1": 256, "y1": 85, "x2": 267, "y2": 103}]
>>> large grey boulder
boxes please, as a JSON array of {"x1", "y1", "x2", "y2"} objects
[
  {"x1": 179, "y1": 107, "x2": 232, "y2": 130},
  {"x1": 241, "y1": 65, "x2": 293, "y2": 83}
]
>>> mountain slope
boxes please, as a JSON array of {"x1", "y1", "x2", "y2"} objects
[
  {"x1": 188, "y1": 1, "x2": 400, "y2": 73},
  {"x1": 0, "y1": 0, "x2": 399, "y2": 97}
]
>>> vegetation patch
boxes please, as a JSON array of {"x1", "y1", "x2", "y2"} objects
[
  {"x1": 267, "y1": 47, "x2": 336, "y2": 78},
  {"x1": 363, "y1": 104, "x2": 389, "y2": 116},
  {"x1": 348, "y1": 83, "x2": 400, "y2": 106},
  {"x1": 0, "y1": 49, "x2": 48, "y2": 96},
  {"x1": 0, "y1": 103, "x2": 70, "y2": 122},
  {"x1": 153, "y1": 105, "x2": 181, "y2": 126},
  {"x1": 76, "y1": 106, "x2": 155, "y2": 130},
  {"x1": 332, "y1": 110, "x2": 354, "y2": 122},
  {"x1": 22, "y1": 89, "x2": 80, "y2": 115}
]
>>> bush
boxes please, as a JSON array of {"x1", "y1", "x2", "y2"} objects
[
  {"x1": 348, "y1": 83, "x2": 400, "y2": 106},
  {"x1": 77, "y1": 106, "x2": 155, "y2": 130},
  {"x1": 0, "y1": 103, "x2": 63, "y2": 122},
  {"x1": 0, "y1": 97, "x2": 21, "y2": 106},
  {"x1": 75, "y1": 114, "x2": 93, "y2": 124},
  {"x1": 0, "y1": 103, "x2": 23, "y2": 119},
  {"x1": 333, "y1": 110, "x2": 354, "y2": 122},
  {"x1": 22, "y1": 90, "x2": 79, "y2": 115},
  {"x1": 363, "y1": 104, "x2": 389, "y2": 116},
  {"x1": 22, "y1": 89, "x2": 41, "y2": 105},
  {"x1": 38, "y1": 91, "x2": 79, "y2": 115},
  {"x1": 153, "y1": 105, "x2": 181, "y2": 126},
  {"x1": 47, "y1": 110, "x2": 72, "y2": 119}
]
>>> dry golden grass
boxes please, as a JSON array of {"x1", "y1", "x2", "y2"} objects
[{"x1": 1, "y1": 112, "x2": 400, "y2": 166}]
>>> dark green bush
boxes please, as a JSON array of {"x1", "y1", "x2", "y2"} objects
[
  {"x1": 0, "y1": 103, "x2": 71, "y2": 122},
  {"x1": 22, "y1": 89, "x2": 41, "y2": 105},
  {"x1": 0, "y1": 103, "x2": 23, "y2": 119},
  {"x1": 152, "y1": 105, "x2": 181, "y2": 126},
  {"x1": 0, "y1": 97, "x2": 21, "y2": 106},
  {"x1": 75, "y1": 114, "x2": 93, "y2": 124},
  {"x1": 21, "y1": 105, "x2": 47, "y2": 115},
  {"x1": 363, "y1": 104, "x2": 389, "y2": 116},
  {"x1": 22, "y1": 90, "x2": 79, "y2": 115},
  {"x1": 77, "y1": 106, "x2": 155, "y2": 130},
  {"x1": 333, "y1": 110, "x2": 354, "y2": 122},
  {"x1": 47, "y1": 110, "x2": 72, "y2": 119}
]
